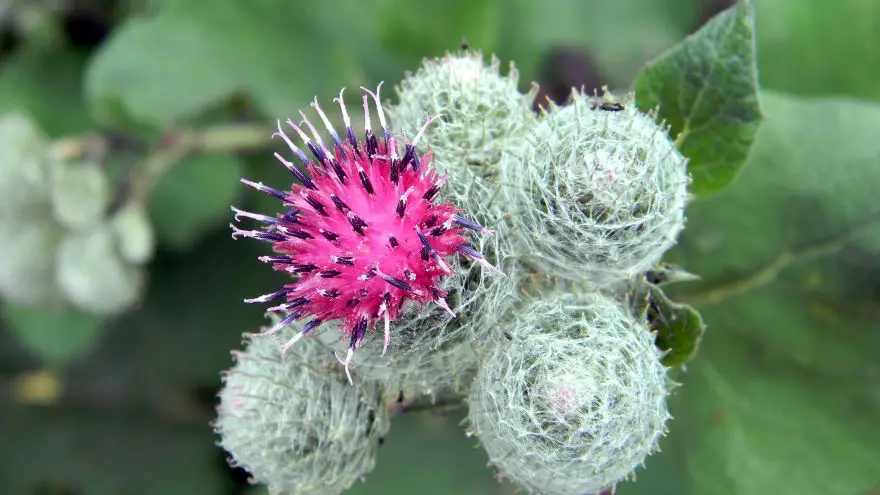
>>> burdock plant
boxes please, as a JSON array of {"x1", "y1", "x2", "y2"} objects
[{"x1": 217, "y1": 47, "x2": 706, "y2": 495}]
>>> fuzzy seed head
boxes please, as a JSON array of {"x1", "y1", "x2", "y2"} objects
[
  {"x1": 216, "y1": 320, "x2": 389, "y2": 495},
  {"x1": 388, "y1": 51, "x2": 537, "y2": 177},
  {"x1": 468, "y1": 291, "x2": 670, "y2": 495},
  {"x1": 501, "y1": 92, "x2": 689, "y2": 285},
  {"x1": 232, "y1": 85, "x2": 499, "y2": 377}
]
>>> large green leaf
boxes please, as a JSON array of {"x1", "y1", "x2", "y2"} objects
[
  {"x1": 622, "y1": 92, "x2": 880, "y2": 494},
  {"x1": 85, "y1": 0, "x2": 381, "y2": 127},
  {"x1": 756, "y1": 0, "x2": 880, "y2": 101},
  {"x1": 1, "y1": 305, "x2": 107, "y2": 367},
  {"x1": 497, "y1": 0, "x2": 694, "y2": 88},
  {"x1": 147, "y1": 153, "x2": 243, "y2": 252},
  {"x1": 635, "y1": 0, "x2": 763, "y2": 196},
  {"x1": 0, "y1": 404, "x2": 226, "y2": 494},
  {"x1": 0, "y1": 39, "x2": 94, "y2": 137}
]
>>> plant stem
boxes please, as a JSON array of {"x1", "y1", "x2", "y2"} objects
[{"x1": 49, "y1": 122, "x2": 276, "y2": 207}]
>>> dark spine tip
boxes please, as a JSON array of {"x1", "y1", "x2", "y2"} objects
[
  {"x1": 378, "y1": 272, "x2": 415, "y2": 293},
  {"x1": 259, "y1": 231, "x2": 287, "y2": 243},
  {"x1": 330, "y1": 160, "x2": 347, "y2": 183},
  {"x1": 319, "y1": 229, "x2": 340, "y2": 242},
  {"x1": 365, "y1": 131, "x2": 378, "y2": 157},
  {"x1": 288, "y1": 165, "x2": 317, "y2": 190},
  {"x1": 320, "y1": 289, "x2": 340, "y2": 298},
  {"x1": 283, "y1": 228, "x2": 314, "y2": 240},
  {"x1": 396, "y1": 198, "x2": 407, "y2": 218},
  {"x1": 260, "y1": 255, "x2": 294, "y2": 264},
  {"x1": 457, "y1": 243, "x2": 483, "y2": 259},
  {"x1": 304, "y1": 195, "x2": 328, "y2": 216},
  {"x1": 353, "y1": 316, "x2": 369, "y2": 344},
  {"x1": 302, "y1": 319, "x2": 322, "y2": 334},
  {"x1": 424, "y1": 213, "x2": 439, "y2": 228},
  {"x1": 390, "y1": 159, "x2": 399, "y2": 184},
  {"x1": 347, "y1": 213, "x2": 367, "y2": 236},
  {"x1": 333, "y1": 256, "x2": 355, "y2": 266},
  {"x1": 330, "y1": 194, "x2": 350, "y2": 214},
  {"x1": 422, "y1": 184, "x2": 439, "y2": 201},
  {"x1": 429, "y1": 225, "x2": 447, "y2": 236},
  {"x1": 292, "y1": 263, "x2": 318, "y2": 273},
  {"x1": 358, "y1": 169, "x2": 375, "y2": 195},
  {"x1": 453, "y1": 214, "x2": 486, "y2": 232},
  {"x1": 399, "y1": 145, "x2": 415, "y2": 172},
  {"x1": 347, "y1": 128, "x2": 358, "y2": 152},
  {"x1": 281, "y1": 209, "x2": 302, "y2": 224},
  {"x1": 288, "y1": 297, "x2": 309, "y2": 309},
  {"x1": 241, "y1": 179, "x2": 287, "y2": 201},
  {"x1": 307, "y1": 142, "x2": 328, "y2": 167},
  {"x1": 421, "y1": 246, "x2": 430, "y2": 261},
  {"x1": 319, "y1": 269, "x2": 342, "y2": 278},
  {"x1": 388, "y1": 235, "x2": 399, "y2": 248},
  {"x1": 411, "y1": 151, "x2": 421, "y2": 172}
]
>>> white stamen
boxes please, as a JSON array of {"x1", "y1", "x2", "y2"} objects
[
  {"x1": 333, "y1": 88, "x2": 352, "y2": 129},
  {"x1": 298, "y1": 111, "x2": 330, "y2": 154},
  {"x1": 361, "y1": 82, "x2": 388, "y2": 133},
  {"x1": 412, "y1": 112, "x2": 440, "y2": 147},
  {"x1": 272, "y1": 119, "x2": 306, "y2": 158},
  {"x1": 286, "y1": 118, "x2": 313, "y2": 146},
  {"x1": 334, "y1": 348, "x2": 355, "y2": 385},
  {"x1": 311, "y1": 97, "x2": 340, "y2": 142},
  {"x1": 280, "y1": 331, "x2": 305, "y2": 357},
  {"x1": 229, "y1": 223, "x2": 262, "y2": 241},
  {"x1": 362, "y1": 94, "x2": 371, "y2": 132},
  {"x1": 435, "y1": 297, "x2": 455, "y2": 316}
]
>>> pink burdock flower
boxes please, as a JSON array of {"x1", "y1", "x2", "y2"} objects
[{"x1": 231, "y1": 84, "x2": 501, "y2": 383}]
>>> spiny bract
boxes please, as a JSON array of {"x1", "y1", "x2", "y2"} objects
[
  {"x1": 231, "y1": 84, "x2": 501, "y2": 382},
  {"x1": 468, "y1": 291, "x2": 670, "y2": 495},
  {"x1": 215, "y1": 320, "x2": 389, "y2": 495},
  {"x1": 388, "y1": 51, "x2": 536, "y2": 177},
  {"x1": 501, "y1": 91, "x2": 689, "y2": 285}
]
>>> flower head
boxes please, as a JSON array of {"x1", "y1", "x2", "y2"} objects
[{"x1": 231, "y1": 84, "x2": 500, "y2": 382}]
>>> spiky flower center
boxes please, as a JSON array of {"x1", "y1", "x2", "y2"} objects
[{"x1": 231, "y1": 84, "x2": 500, "y2": 382}]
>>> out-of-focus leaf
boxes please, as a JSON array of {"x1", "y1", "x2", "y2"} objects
[
  {"x1": 621, "y1": 92, "x2": 880, "y2": 494},
  {"x1": 0, "y1": 40, "x2": 94, "y2": 137},
  {"x1": 147, "y1": 154, "x2": 242, "y2": 252},
  {"x1": 635, "y1": 0, "x2": 763, "y2": 196},
  {"x1": 85, "y1": 0, "x2": 381, "y2": 127},
  {"x1": 497, "y1": 0, "x2": 692, "y2": 88},
  {"x1": 377, "y1": 0, "x2": 501, "y2": 64},
  {"x1": 345, "y1": 412, "x2": 501, "y2": 495},
  {"x1": 66, "y1": 228, "x2": 281, "y2": 398},
  {"x1": 756, "y1": 0, "x2": 880, "y2": 101},
  {"x1": 0, "y1": 404, "x2": 226, "y2": 494},
  {"x1": 1, "y1": 305, "x2": 106, "y2": 366}
]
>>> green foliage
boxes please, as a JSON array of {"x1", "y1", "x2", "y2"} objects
[
  {"x1": 2, "y1": 305, "x2": 106, "y2": 366},
  {"x1": 0, "y1": 405, "x2": 226, "y2": 495},
  {"x1": 378, "y1": 0, "x2": 501, "y2": 62},
  {"x1": 756, "y1": 0, "x2": 880, "y2": 101},
  {"x1": 621, "y1": 92, "x2": 880, "y2": 495},
  {"x1": 0, "y1": 38, "x2": 94, "y2": 136},
  {"x1": 635, "y1": 0, "x2": 763, "y2": 196},
  {"x1": 86, "y1": 0, "x2": 382, "y2": 127},
  {"x1": 628, "y1": 280, "x2": 705, "y2": 368},
  {"x1": 147, "y1": 154, "x2": 243, "y2": 251}
]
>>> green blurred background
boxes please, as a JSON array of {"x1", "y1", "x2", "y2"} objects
[{"x1": 1, "y1": 0, "x2": 878, "y2": 494}]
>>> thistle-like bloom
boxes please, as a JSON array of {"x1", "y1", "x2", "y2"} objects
[{"x1": 231, "y1": 84, "x2": 501, "y2": 383}]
